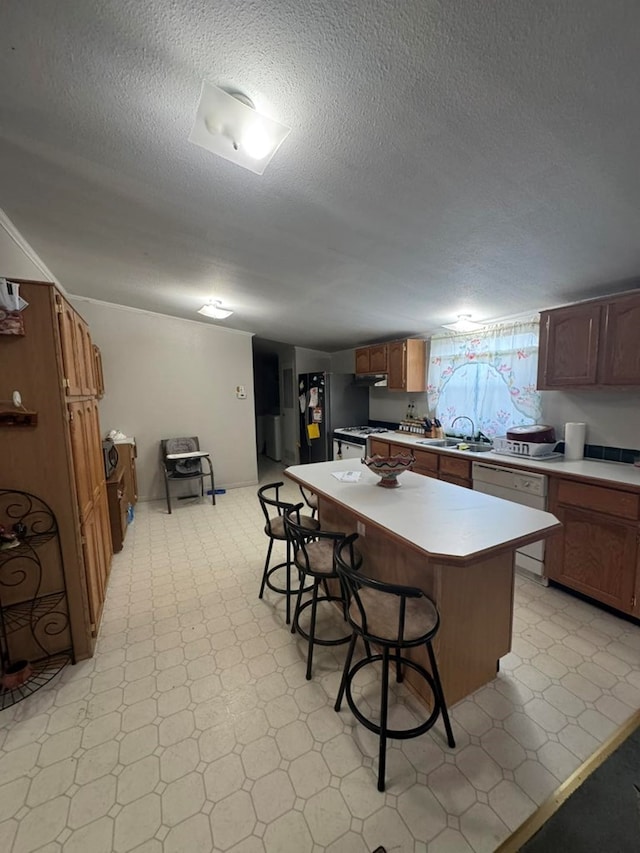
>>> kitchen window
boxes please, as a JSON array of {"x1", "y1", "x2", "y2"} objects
[{"x1": 427, "y1": 318, "x2": 542, "y2": 437}]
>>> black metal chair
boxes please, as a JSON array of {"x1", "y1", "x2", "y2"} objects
[
  {"x1": 160, "y1": 437, "x2": 215, "y2": 514},
  {"x1": 334, "y1": 533, "x2": 455, "y2": 791},
  {"x1": 257, "y1": 483, "x2": 319, "y2": 625},
  {"x1": 299, "y1": 485, "x2": 318, "y2": 519},
  {"x1": 284, "y1": 504, "x2": 359, "y2": 680}
]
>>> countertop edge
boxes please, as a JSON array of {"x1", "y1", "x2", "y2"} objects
[
  {"x1": 285, "y1": 463, "x2": 562, "y2": 566},
  {"x1": 374, "y1": 433, "x2": 640, "y2": 490}
]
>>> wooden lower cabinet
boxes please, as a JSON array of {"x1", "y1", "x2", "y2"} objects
[
  {"x1": 547, "y1": 478, "x2": 639, "y2": 616},
  {"x1": 546, "y1": 506, "x2": 638, "y2": 615},
  {"x1": 439, "y1": 455, "x2": 471, "y2": 488},
  {"x1": 106, "y1": 443, "x2": 137, "y2": 553},
  {"x1": 412, "y1": 449, "x2": 439, "y2": 479},
  {"x1": 119, "y1": 443, "x2": 138, "y2": 505},
  {"x1": 369, "y1": 438, "x2": 391, "y2": 456}
]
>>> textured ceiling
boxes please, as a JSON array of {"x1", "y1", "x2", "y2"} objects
[{"x1": 1, "y1": 1, "x2": 640, "y2": 351}]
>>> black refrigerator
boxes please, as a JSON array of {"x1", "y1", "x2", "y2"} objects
[{"x1": 298, "y1": 372, "x2": 369, "y2": 464}]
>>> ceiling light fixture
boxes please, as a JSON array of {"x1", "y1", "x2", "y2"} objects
[
  {"x1": 441, "y1": 314, "x2": 485, "y2": 332},
  {"x1": 189, "y1": 82, "x2": 291, "y2": 175},
  {"x1": 197, "y1": 300, "x2": 233, "y2": 320}
]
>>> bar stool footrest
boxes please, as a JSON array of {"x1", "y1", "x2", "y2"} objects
[
  {"x1": 294, "y1": 595, "x2": 351, "y2": 646},
  {"x1": 264, "y1": 562, "x2": 314, "y2": 598},
  {"x1": 345, "y1": 654, "x2": 442, "y2": 740}
]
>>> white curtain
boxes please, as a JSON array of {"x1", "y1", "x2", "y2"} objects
[{"x1": 427, "y1": 319, "x2": 542, "y2": 437}]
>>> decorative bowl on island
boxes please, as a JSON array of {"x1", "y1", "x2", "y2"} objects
[{"x1": 361, "y1": 453, "x2": 415, "y2": 488}]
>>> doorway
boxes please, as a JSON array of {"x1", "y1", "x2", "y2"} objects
[{"x1": 252, "y1": 337, "x2": 297, "y2": 477}]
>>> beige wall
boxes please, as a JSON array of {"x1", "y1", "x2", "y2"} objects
[{"x1": 70, "y1": 297, "x2": 258, "y2": 500}]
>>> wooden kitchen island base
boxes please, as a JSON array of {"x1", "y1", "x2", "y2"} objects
[
  {"x1": 320, "y1": 500, "x2": 514, "y2": 707},
  {"x1": 285, "y1": 460, "x2": 560, "y2": 709}
]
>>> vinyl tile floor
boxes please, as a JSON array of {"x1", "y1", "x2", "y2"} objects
[{"x1": 1, "y1": 460, "x2": 639, "y2": 853}]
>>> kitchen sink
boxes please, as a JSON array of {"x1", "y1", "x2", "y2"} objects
[
  {"x1": 454, "y1": 442, "x2": 493, "y2": 453},
  {"x1": 417, "y1": 438, "x2": 461, "y2": 447}
]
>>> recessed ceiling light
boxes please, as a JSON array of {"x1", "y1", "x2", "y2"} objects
[
  {"x1": 197, "y1": 300, "x2": 233, "y2": 320},
  {"x1": 189, "y1": 82, "x2": 290, "y2": 175},
  {"x1": 441, "y1": 314, "x2": 485, "y2": 332}
]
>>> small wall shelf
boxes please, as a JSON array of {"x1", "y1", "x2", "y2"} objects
[{"x1": 0, "y1": 407, "x2": 38, "y2": 427}]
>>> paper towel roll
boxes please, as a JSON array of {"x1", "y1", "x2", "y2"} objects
[{"x1": 564, "y1": 422, "x2": 586, "y2": 461}]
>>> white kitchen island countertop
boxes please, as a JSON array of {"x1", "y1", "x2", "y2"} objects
[{"x1": 285, "y1": 460, "x2": 561, "y2": 564}]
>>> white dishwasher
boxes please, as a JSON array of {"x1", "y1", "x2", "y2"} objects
[{"x1": 472, "y1": 461, "x2": 549, "y2": 584}]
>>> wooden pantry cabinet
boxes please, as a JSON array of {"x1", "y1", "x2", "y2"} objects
[
  {"x1": 1, "y1": 280, "x2": 112, "y2": 660},
  {"x1": 537, "y1": 289, "x2": 640, "y2": 389},
  {"x1": 546, "y1": 477, "x2": 639, "y2": 617}
]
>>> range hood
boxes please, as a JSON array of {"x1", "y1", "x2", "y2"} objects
[{"x1": 352, "y1": 373, "x2": 388, "y2": 387}]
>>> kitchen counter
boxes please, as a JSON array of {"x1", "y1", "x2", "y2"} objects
[
  {"x1": 375, "y1": 432, "x2": 640, "y2": 489},
  {"x1": 285, "y1": 460, "x2": 561, "y2": 705}
]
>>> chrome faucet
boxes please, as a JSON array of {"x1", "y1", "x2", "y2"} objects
[{"x1": 451, "y1": 416, "x2": 476, "y2": 441}]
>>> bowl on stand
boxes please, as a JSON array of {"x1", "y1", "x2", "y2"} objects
[{"x1": 361, "y1": 453, "x2": 415, "y2": 488}]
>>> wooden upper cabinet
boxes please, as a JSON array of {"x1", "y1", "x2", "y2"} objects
[
  {"x1": 56, "y1": 295, "x2": 97, "y2": 396},
  {"x1": 387, "y1": 339, "x2": 426, "y2": 391},
  {"x1": 74, "y1": 314, "x2": 96, "y2": 396},
  {"x1": 537, "y1": 303, "x2": 601, "y2": 388},
  {"x1": 537, "y1": 289, "x2": 640, "y2": 389},
  {"x1": 56, "y1": 296, "x2": 83, "y2": 395},
  {"x1": 601, "y1": 293, "x2": 640, "y2": 385},
  {"x1": 93, "y1": 345, "x2": 105, "y2": 398},
  {"x1": 369, "y1": 344, "x2": 388, "y2": 372},
  {"x1": 355, "y1": 347, "x2": 371, "y2": 374},
  {"x1": 355, "y1": 344, "x2": 388, "y2": 374}
]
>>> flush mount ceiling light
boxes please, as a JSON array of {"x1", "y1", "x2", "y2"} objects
[
  {"x1": 189, "y1": 82, "x2": 291, "y2": 175},
  {"x1": 441, "y1": 314, "x2": 485, "y2": 332},
  {"x1": 197, "y1": 300, "x2": 233, "y2": 320}
]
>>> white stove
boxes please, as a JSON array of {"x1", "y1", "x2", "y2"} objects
[{"x1": 332, "y1": 426, "x2": 393, "y2": 459}]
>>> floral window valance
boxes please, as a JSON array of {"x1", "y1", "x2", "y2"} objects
[{"x1": 427, "y1": 319, "x2": 542, "y2": 437}]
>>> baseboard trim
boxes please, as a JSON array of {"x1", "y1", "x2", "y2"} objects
[{"x1": 137, "y1": 480, "x2": 258, "y2": 502}]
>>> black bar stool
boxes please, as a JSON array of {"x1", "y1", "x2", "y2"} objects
[
  {"x1": 334, "y1": 533, "x2": 456, "y2": 791},
  {"x1": 299, "y1": 485, "x2": 318, "y2": 519},
  {"x1": 284, "y1": 504, "x2": 359, "y2": 680},
  {"x1": 257, "y1": 483, "x2": 319, "y2": 624}
]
